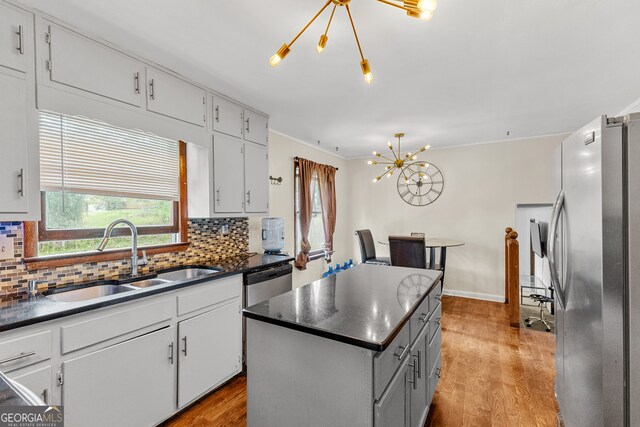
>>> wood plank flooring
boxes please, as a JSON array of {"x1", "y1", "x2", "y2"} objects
[{"x1": 163, "y1": 295, "x2": 557, "y2": 427}]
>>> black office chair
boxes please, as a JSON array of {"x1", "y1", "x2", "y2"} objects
[
  {"x1": 389, "y1": 236, "x2": 427, "y2": 269},
  {"x1": 355, "y1": 230, "x2": 390, "y2": 265},
  {"x1": 525, "y1": 293, "x2": 554, "y2": 332}
]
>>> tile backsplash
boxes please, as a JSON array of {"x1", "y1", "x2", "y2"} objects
[{"x1": 0, "y1": 218, "x2": 248, "y2": 297}]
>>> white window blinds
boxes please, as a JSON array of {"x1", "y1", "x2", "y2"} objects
[{"x1": 40, "y1": 112, "x2": 180, "y2": 201}]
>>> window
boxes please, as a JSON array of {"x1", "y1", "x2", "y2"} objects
[
  {"x1": 294, "y1": 167, "x2": 326, "y2": 260},
  {"x1": 27, "y1": 112, "x2": 187, "y2": 261}
]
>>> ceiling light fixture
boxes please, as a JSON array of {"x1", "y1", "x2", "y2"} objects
[
  {"x1": 368, "y1": 133, "x2": 430, "y2": 182},
  {"x1": 269, "y1": 0, "x2": 438, "y2": 84}
]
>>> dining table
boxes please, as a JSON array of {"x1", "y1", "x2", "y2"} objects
[{"x1": 379, "y1": 237, "x2": 465, "y2": 285}]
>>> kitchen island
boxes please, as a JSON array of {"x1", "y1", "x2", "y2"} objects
[{"x1": 243, "y1": 264, "x2": 443, "y2": 427}]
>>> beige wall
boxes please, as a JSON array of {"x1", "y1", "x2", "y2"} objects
[
  {"x1": 248, "y1": 131, "x2": 352, "y2": 289},
  {"x1": 347, "y1": 134, "x2": 566, "y2": 300}
]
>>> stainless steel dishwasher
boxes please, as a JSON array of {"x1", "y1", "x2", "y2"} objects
[{"x1": 243, "y1": 262, "x2": 293, "y2": 369}]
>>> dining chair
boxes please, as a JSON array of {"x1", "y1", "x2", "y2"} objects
[
  {"x1": 388, "y1": 235, "x2": 427, "y2": 269},
  {"x1": 355, "y1": 230, "x2": 390, "y2": 265}
]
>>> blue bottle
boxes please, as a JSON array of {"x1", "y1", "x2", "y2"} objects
[
  {"x1": 343, "y1": 261, "x2": 350, "y2": 270},
  {"x1": 335, "y1": 263, "x2": 342, "y2": 273}
]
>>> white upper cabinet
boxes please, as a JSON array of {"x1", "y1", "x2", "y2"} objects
[
  {"x1": 213, "y1": 134, "x2": 244, "y2": 214},
  {"x1": 46, "y1": 23, "x2": 144, "y2": 107},
  {"x1": 212, "y1": 95, "x2": 243, "y2": 138},
  {"x1": 0, "y1": 2, "x2": 28, "y2": 73},
  {"x1": 0, "y1": 69, "x2": 29, "y2": 214},
  {"x1": 243, "y1": 109, "x2": 268, "y2": 146},
  {"x1": 146, "y1": 67, "x2": 206, "y2": 127},
  {"x1": 244, "y1": 143, "x2": 269, "y2": 213}
]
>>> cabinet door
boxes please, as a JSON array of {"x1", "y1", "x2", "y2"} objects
[
  {"x1": 212, "y1": 95, "x2": 243, "y2": 138},
  {"x1": 186, "y1": 142, "x2": 213, "y2": 217},
  {"x1": 146, "y1": 67, "x2": 206, "y2": 127},
  {"x1": 47, "y1": 24, "x2": 143, "y2": 107},
  {"x1": 243, "y1": 109, "x2": 268, "y2": 146},
  {"x1": 244, "y1": 142, "x2": 269, "y2": 213},
  {"x1": 178, "y1": 301, "x2": 241, "y2": 407},
  {"x1": 0, "y1": 2, "x2": 28, "y2": 72},
  {"x1": 9, "y1": 365, "x2": 51, "y2": 405},
  {"x1": 213, "y1": 134, "x2": 244, "y2": 213},
  {"x1": 375, "y1": 358, "x2": 410, "y2": 427},
  {"x1": 0, "y1": 69, "x2": 29, "y2": 213},
  {"x1": 63, "y1": 327, "x2": 175, "y2": 427},
  {"x1": 410, "y1": 325, "x2": 429, "y2": 427}
]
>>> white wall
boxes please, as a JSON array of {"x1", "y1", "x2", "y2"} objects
[
  {"x1": 248, "y1": 131, "x2": 352, "y2": 289},
  {"x1": 347, "y1": 134, "x2": 566, "y2": 301}
]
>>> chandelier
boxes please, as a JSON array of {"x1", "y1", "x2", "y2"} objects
[
  {"x1": 368, "y1": 133, "x2": 430, "y2": 182},
  {"x1": 269, "y1": 0, "x2": 438, "y2": 84}
]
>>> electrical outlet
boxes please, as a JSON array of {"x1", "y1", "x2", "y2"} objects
[
  {"x1": 0, "y1": 236, "x2": 14, "y2": 260},
  {"x1": 220, "y1": 224, "x2": 230, "y2": 236}
]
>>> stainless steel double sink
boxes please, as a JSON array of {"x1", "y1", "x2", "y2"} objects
[{"x1": 45, "y1": 267, "x2": 223, "y2": 303}]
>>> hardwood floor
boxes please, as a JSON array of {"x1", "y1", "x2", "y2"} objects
[{"x1": 163, "y1": 296, "x2": 557, "y2": 427}]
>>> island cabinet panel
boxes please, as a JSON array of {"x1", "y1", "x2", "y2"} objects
[
  {"x1": 374, "y1": 323, "x2": 411, "y2": 400},
  {"x1": 409, "y1": 324, "x2": 430, "y2": 427},
  {"x1": 375, "y1": 357, "x2": 411, "y2": 427},
  {"x1": 0, "y1": 2, "x2": 28, "y2": 73},
  {"x1": 409, "y1": 296, "x2": 430, "y2": 344},
  {"x1": 62, "y1": 326, "x2": 176, "y2": 427},
  {"x1": 0, "y1": 69, "x2": 29, "y2": 215},
  {"x1": 212, "y1": 95, "x2": 243, "y2": 138},
  {"x1": 177, "y1": 300, "x2": 242, "y2": 408},
  {"x1": 46, "y1": 23, "x2": 144, "y2": 107},
  {"x1": 145, "y1": 67, "x2": 206, "y2": 127},
  {"x1": 213, "y1": 133, "x2": 245, "y2": 213}
]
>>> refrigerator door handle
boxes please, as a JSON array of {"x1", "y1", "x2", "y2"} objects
[{"x1": 548, "y1": 190, "x2": 566, "y2": 309}]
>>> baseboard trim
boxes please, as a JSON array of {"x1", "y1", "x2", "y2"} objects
[{"x1": 442, "y1": 288, "x2": 505, "y2": 303}]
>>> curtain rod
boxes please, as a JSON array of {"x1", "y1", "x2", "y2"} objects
[{"x1": 294, "y1": 157, "x2": 339, "y2": 171}]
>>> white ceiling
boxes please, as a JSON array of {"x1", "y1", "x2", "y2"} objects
[{"x1": 18, "y1": 0, "x2": 640, "y2": 158}]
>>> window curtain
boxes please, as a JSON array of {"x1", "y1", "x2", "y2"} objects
[
  {"x1": 316, "y1": 164, "x2": 337, "y2": 258},
  {"x1": 295, "y1": 158, "x2": 316, "y2": 270}
]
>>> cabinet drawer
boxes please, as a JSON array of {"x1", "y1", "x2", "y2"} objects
[
  {"x1": 409, "y1": 296, "x2": 430, "y2": 344},
  {"x1": 428, "y1": 284, "x2": 442, "y2": 314},
  {"x1": 374, "y1": 323, "x2": 410, "y2": 401},
  {"x1": 428, "y1": 303, "x2": 442, "y2": 344},
  {"x1": 177, "y1": 275, "x2": 241, "y2": 317},
  {"x1": 61, "y1": 298, "x2": 173, "y2": 354},
  {"x1": 429, "y1": 327, "x2": 442, "y2": 374},
  {"x1": 0, "y1": 330, "x2": 51, "y2": 372}
]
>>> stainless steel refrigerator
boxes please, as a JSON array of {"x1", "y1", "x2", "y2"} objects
[{"x1": 550, "y1": 112, "x2": 640, "y2": 426}]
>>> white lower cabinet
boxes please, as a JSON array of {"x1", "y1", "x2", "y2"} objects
[
  {"x1": 178, "y1": 301, "x2": 242, "y2": 407},
  {"x1": 62, "y1": 326, "x2": 175, "y2": 427},
  {"x1": 8, "y1": 365, "x2": 51, "y2": 405},
  {"x1": 409, "y1": 323, "x2": 430, "y2": 427}
]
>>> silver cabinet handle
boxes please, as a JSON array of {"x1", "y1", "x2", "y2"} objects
[
  {"x1": 393, "y1": 344, "x2": 410, "y2": 361},
  {"x1": 134, "y1": 72, "x2": 140, "y2": 94},
  {"x1": 245, "y1": 117, "x2": 250, "y2": 133},
  {"x1": 168, "y1": 342, "x2": 174, "y2": 364},
  {"x1": 435, "y1": 367, "x2": 441, "y2": 378},
  {"x1": 17, "y1": 169, "x2": 24, "y2": 197},
  {"x1": 0, "y1": 351, "x2": 35, "y2": 365},
  {"x1": 16, "y1": 25, "x2": 24, "y2": 54},
  {"x1": 436, "y1": 317, "x2": 441, "y2": 325},
  {"x1": 408, "y1": 360, "x2": 417, "y2": 389},
  {"x1": 149, "y1": 78, "x2": 155, "y2": 100},
  {"x1": 416, "y1": 350, "x2": 422, "y2": 379},
  {"x1": 216, "y1": 189, "x2": 221, "y2": 205},
  {"x1": 42, "y1": 389, "x2": 48, "y2": 405},
  {"x1": 215, "y1": 106, "x2": 220, "y2": 122},
  {"x1": 182, "y1": 336, "x2": 187, "y2": 356},
  {"x1": 548, "y1": 190, "x2": 566, "y2": 309},
  {"x1": 418, "y1": 313, "x2": 428, "y2": 323},
  {"x1": 435, "y1": 294, "x2": 441, "y2": 301},
  {"x1": 246, "y1": 190, "x2": 251, "y2": 205}
]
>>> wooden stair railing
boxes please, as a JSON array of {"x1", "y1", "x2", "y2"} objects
[{"x1": 505, "y1": 230, "x2": 520, "y2": 327}]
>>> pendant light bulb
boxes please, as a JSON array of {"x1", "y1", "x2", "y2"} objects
[
  {"x1": 420, "y1": 10, "x2": 434, "y2": 21},
  {"x1": 423, "y1": 0, "x2": 437, "y2": 12},
  {"x1": 361, "y1": 59, "x2": 374, "y2": 85},
  {"x1": 316, "y1": 35, "x2": 328, "y2": 54},
  {"x1": 269, "y1": 44, "x2": 291, "y2": 67}
]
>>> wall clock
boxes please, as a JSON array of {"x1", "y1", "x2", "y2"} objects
[{"x1": 396, "y1": 163, "x2": 444, "y2": 206}]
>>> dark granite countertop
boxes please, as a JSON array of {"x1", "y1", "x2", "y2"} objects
[
  {"x1": 0, "y1": 254, "x2": 293, "y2": 333},
  {"x1": 243, "y1": 264, "x2": 442, "y2": 351}
]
